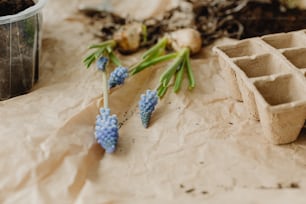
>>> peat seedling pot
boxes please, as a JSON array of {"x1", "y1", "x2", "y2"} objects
[{"x1": 0, "y1": 0, "x2": 47, "y2": 100}]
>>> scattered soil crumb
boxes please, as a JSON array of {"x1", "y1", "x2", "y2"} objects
[
  {"x1": 185, "y1": 188, "x2": 195, "y2": 193},
  {"x1": 290, "y1": 182, "x2": 300, "y2": 188}
]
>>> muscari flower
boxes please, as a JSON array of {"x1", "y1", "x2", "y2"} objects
[
  {"x1": 95, "y1": 108, "x2": 119, "y2": 153},
  {"x1": 139, "y1": 90, "x2": 158, "y2": 128},
  {"x1": 97, "y1": 57, "x2": 108, "y2": 71},
  {"x1": 109, "y1": 66, "x2": 129, "y2": 88}
]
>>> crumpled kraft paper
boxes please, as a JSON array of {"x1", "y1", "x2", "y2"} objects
[{"x1": 0, "y1": 0, "x2": 306, "y2": 203}]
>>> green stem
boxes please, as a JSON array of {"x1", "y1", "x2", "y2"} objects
[
  {"x1": 102, "y1": 71, "x2": 109, "y2": 109},
  {"x1": 174, "y1": 60, "x2": 185, "y2": 93},
  {"x1": 109, "y1": 51, "x2": 121, "y2": 67},
  {"x1": 95, "y1": 47, "x2": 106, "y2": 59},
  {"x1": 89, "y1": 40, "x2": 116, "y2": 49},
  {"x1": 162, "y1": 67, "x2": 176, "y2": 87},
  {"x1": 144, "y1": 47, "x2": 165, "y2": 62},
  {"x1": 83, "y1": 47, "x2": 105, "y2": 68},
  {"x1": 141, "y1": 24, "x2": 148, "y2": 45},
  {"x1": 157, "y1": 85, "x2": 168, "y2": 98},
  {"x1": 141, "y1": 37, "x2": 168, "y2": 60},
  {"x1": 84, "y1": 55, "x2": 97, "y2": 69},
  {"x1": 84, "y1": 41, "x2": 120, "y2": 68},
  {"x1": 130, "y1": 52, "x2": 177, "y2": 75},
  {"x1": 185, "y1": 49, "x2": 195, "y2": 90},
  {"x1": 159, "y1": 48, "x2": 187, "y2": 83}
]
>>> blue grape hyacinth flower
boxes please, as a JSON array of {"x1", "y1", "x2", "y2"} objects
[
  {"x1": 95, "y1": 108, "x2": 119, "y2": 153},
  {"x1": 109, "y1": 66, "x2": 129, "y2": 88},
  {"x1": 97, "y1": 57, "x2": 109, "y2": 71},
  {"x1": 139, "y1": 90, "x2": 158, "y2": 128}
]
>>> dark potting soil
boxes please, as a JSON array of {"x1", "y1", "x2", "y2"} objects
[
  {"x1": 82, "y1": 0, "x2": 306, "y2": 47},
  {"x1": 0, "y1": 0, "x2": 35, "y2": 16},
  {"x1": 0, "y1": 0, "x2": 38, "y2": 100}
]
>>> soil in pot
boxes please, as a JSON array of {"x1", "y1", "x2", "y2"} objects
[
  {"x1": 0, "y1": 0, "x2": 35, "y2": 16},
  {"x1": 0, "y1": 0, "x2": 38, "y2": 100}
]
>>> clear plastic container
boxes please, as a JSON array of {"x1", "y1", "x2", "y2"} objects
[{"x1": 0, "y1": 0, "x2": 47, "y2": 100}]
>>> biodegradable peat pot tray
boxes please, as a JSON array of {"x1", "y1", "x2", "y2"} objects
[
  {"x1": 0, "y1": 0, "x2": 47, "y2": 100},
  {"x1": 213, "y1": 30, "x2": 306, "y2": 145}
]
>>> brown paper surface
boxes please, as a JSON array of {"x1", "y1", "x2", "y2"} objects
[{"x1": 1, "y1": 0, "x2": 306, "y2": 203}]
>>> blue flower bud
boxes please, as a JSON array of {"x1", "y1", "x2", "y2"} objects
[
  {"x1": 109, "y1": 66, "x2": 129, "y2": 88},
  {"x1": 95, "y1": 108, "x2": 119, "y2": 153},
  {"x1": 97, "y1": 57, "x2": 108, "y2": 71},
  {"x1": 138, "y1": 90, "x2": 158, "y2": 128}
]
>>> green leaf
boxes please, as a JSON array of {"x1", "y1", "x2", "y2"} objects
[
  {"x1": 83, "y1": 52, "x2": 95, "y2": 63},
  {"x1": 157, "y1": 85, "x2": 168, "y2": 98},
  {"x1": 159, "y1": 50, "x2": 185, "y2": 83},
  {"x1": 83, "y1": 54, "x2": 96, "y2": 68},
  {"x1": 174, "y1": 61, "x2": 185, "y2": 93},
  {"x1": 130, "y1": 52, "x2": 177, "y2": 75},
  {"x1": 109, "y1": 51, "x2": 121, "y2": 67},
  {"x1": 185, "y1": 49, "x2": 195, "y2": 90},
  {"x1": 141, "y1": 24, "x2": 148, "y2": 45},
  {"x1": 145, "y1": 47, "x2": 166, "y2": 62},
  {"x1": 162, "y1": 67, "x2": 177, "y2": 87},
  {"x1": 141, "y1": 37, "x2": 167, "y2": 60},
  {"x1": 89, "y1": 40, "x2": 116, "y2": 49},
  {"x1": 83, "y1": 47, "x2": 107, "y2": 68},
  {"x1": 84, "y1": 40, "x2": 117, "y2": 68}
]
